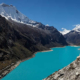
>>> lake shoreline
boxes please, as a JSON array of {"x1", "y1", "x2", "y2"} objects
[
  {"x1": 43, "y1": 55, "x2": 80, "y2": 80},
  {"x1": 0, "y1": 47, "x2": 53, "y2": 79},
  {"x1": 21, "y1": 49, "x2": 53, "y2": 62},
  {"x1": 0, "y1": 45, "x2": 71, "y2": 80},
  {"x1": 0, "y1": 61, "x2": 21, "y2": 80}
]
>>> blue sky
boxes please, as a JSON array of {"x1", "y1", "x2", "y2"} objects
[{"x1": 0, "y1": 0, "x2": 80, "y2": 31}]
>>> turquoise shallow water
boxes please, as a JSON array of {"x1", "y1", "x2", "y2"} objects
[{"x1": 2, "y1": 46, "x2": 80, "y2": 80}]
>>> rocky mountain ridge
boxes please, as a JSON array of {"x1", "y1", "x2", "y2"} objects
[
  {"x1": 0, "y1": 3, "x2": 68, "y2": 79},
  {"x1": 0, "y1": 3, "x2": 39, "y2": 27},
  {"x1": 43, "y1": 55, "x2": 80, "y2": 80},
  {"x1": 0, "y1": 14, "x2": 67, "y2": 79},
  {"x1": 64, "y1": 30, "x2": 80, "y2": 45}
]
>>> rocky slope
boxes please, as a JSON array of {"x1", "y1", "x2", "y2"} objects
[
  {"x1": 43, "y1": 56, "x2": 80, "y2": 80},
  {"x1": 64, "y1": 25, "x2": 80, "y2": 45},
  {"x1": 0, "y1": 3, "x2": 68, "y2": 79},
  {"x1": 64, "y1": 30, "x2": 80, "y2": 45},
  {"x1": 0, "y1": 14, "x2": 67, "y2": 79}
]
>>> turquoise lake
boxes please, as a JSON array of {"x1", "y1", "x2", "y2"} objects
[{"x1": 2, "y1": 46, "x2": 80, "y2": 80}]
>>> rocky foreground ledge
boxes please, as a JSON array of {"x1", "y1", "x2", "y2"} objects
[
  {"x1": 43, "y1": 56, "x2": 80, "y2": 80},
  {"x1": 0, "y1": 61, "x2": 21, "y2": 79}
]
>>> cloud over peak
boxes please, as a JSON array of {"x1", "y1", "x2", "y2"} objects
[
  {"x1": 46, "y1": 24, "x2": 49, "y2": 26},
  {"x1": 60, "y1": 28, "x2": 71, "y2": 35},
  {"x1": 73, "y1": 24, "x2": 80, "y2": 32}
]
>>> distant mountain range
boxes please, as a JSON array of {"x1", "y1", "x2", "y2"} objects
[{"x1": 63, "y1": 25, "x2": 80, "y2": 45}]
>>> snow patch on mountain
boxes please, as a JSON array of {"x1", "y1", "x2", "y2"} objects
[
  {"x1": 60, "y1": 28, "x2": 71, "y2": 35},
  {"x1": 0, "y1": 3, "x2": 38, "y2": 26},
  {"x1": 73, "y1": 24, "x2": 80, "y2": 32},
  {"x1": 60, "y1": 24, "x2": 80, "y2": 35}
]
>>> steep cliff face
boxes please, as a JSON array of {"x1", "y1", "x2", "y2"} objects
[
  {"x1": 44, "y1": 56, "x2": 80, "y2": 80},
  {"x1": 0, "y1": 3, "x2": 37, "y2": 26},
  {"x1": 0, "y1": 15, "x2": 67, "y2": 72},
  {"x1": 36, "y1": 23, "x2": 67, "y2": 46}
]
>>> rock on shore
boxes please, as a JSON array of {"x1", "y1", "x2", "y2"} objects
[
  {"x1": 43, "y1": 56, "x2": 80, "y2": 80},
  {"x1": 0, "y1": 61, "x2": 21, "y2": 79}
]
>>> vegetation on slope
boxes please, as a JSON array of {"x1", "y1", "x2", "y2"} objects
[{"x1": 0, "y1": 15, "x2": 67, "y2": 71}]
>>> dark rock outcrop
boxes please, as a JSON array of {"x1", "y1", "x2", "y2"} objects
[{"x1": 64, "y1": 30, "x2": 80, "y2": 45}]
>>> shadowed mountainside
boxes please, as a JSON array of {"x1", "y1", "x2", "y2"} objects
[
  {"x1": 64, "y1": 31, "x2": 80, "y2": 45},
  {"x1": 0, "y1": 15, "x2": 67, "y2": 78}
]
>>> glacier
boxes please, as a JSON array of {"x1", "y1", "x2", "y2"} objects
[{"x1": 0, "y1": 3, "x2": 38, "y2": 27}]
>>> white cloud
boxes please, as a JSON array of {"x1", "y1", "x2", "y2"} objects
[
  {"x1": 60, "y1": 24, "x2": 80, "y2": 35},
  {"x1": 73, "y1": 24, "x2": 80, "y2": 32},
  {"x1": 46, "y1": 24, "x2": 49, "y2": 26},
  {"x1": 60, "y1": 28, "x2": 71, "y2": 35}
]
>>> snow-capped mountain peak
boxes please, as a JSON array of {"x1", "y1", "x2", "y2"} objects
[
  {"x1": 73, "y1": 24, "x2": 80, "y2": 32},
  {"x1": 1, "y1": 3, "x2": 13, "y2": 7},
  {"x1": 60, "y1": 24, "x2": 80, "y2": 35},
  {"x1": 60, "y1": 28, "x2": 71, "y2": 35},
  {"x1": 0, "y1": 3, "x2": 38, "y2": 26}
]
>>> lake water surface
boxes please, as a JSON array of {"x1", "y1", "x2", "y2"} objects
[{"x1": 2, "y1": 46, "x2": 80, "y2": 80}]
